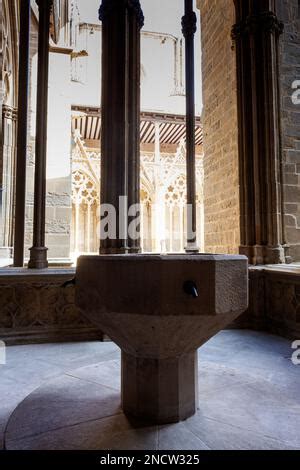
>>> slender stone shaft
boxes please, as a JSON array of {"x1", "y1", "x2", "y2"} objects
[
  {"x1": 99, "y1": 0, "x2": 144, "y2": 254},
  {"x1": 127, "y1": 6, "x2": 142, "y2": 254},
  {"x1": 28, "y1": 0, "x2": 53, "y2": 269},
  {"x1": 14, "y1": 0, "x2": 31, "y2": 267},
  {"x1": 182, "y1": 0, "x2": 198, "y2": 252}
]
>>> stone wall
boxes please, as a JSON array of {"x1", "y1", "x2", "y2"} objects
[
  {"x1": 197, "y1": 0, "x2": 240, "y2": 255},
  {"x1": 0, "y1": 268, "x2": 103, "y2": 345},
  {"x1": 277, "y1": 0, "x2": 300, "y2": 262}
]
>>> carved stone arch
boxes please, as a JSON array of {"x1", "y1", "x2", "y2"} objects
[
  {"x1": 71, "y1": 169, "x2": 100, "y2": 255},
  {"x1": 140, "y1": 173, "x2": 154, "y2": 203}
]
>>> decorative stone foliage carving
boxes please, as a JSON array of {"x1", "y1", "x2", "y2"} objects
[
  {"x1": 237, "y1": 268, "x2": 300, "y2": 339},
  {"x1": 0, "y1": 277, "x2": 83, "y2": 329},
  {"x1": 232, "y1": 12, "x2": 284, "y2": 40},
  {"x1": 0, "y1": 270, "x2": 102, "y2": 344}
]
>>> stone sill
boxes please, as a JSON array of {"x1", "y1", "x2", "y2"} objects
[
  {"x1": 0, "y1": 264, "x2": 300, "y2": 280},
  {"x1": 0, "y1": 267, "x2": 75, "y2": 281},
  {"x1": 249, "y1": 264, "x2": 300, "y2": 279}
]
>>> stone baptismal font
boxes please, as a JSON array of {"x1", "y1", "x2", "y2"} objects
[
  {"x1": 76, "y1": 254, "x2": 248, "y2": 423},
  {"x1": 75, "y1": 0, "x2": 248, "y2": 424}
]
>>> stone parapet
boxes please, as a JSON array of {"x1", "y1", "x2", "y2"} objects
[
  {"x1": 234, "y1": 265, "x2": 300, "y2": 339},
  {"x1": 0, "y1": 268, "x2": 103, "y2": 345}
]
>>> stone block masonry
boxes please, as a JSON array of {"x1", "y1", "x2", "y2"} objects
[
  {"x1": 277, "y1": 0, "x2": 300, "y2": 262},
  {"x1": 197, "y1": 0, "x2": 240, "y2": 255}
]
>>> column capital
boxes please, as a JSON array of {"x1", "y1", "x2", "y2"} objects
[
  {"x1": 99, "y1": 0, "x2": 144, "y2": 29},
  {"x1": 181, "y1": 11, "x2": 197, "y2": 37},
  {"x1": 232, "y1": 11, "x2": 284, "y2": 41},
  {"x1": 2, "y1": 105, "x2": 18, "y2": 121},
  {"x1": 36, "y1": 0, "x2": 53, "y2": 8}
]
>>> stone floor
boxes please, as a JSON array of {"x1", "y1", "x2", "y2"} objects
[{"x1": 0, "y1": 330, "x2": 300, "y2": 450}]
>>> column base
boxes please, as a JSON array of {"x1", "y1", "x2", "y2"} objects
[
  {"x1": 185, "y1": 244, "x2": 200, "y2": 254},
  {"x1": 99, "y1": 247, "x2": 129, "y2": 255},
  {"x1": 127, "y1": 247, "x2": 142, "y2": 254},
  {"x1": 121, "y1": 351, "x2": 198, "y2": 424},
  {"x1": 28, "y1": 247, "x2": 48, "y2": 269},
  {"x1": 240, "y1": 244, "x2": 286, "y2": 265}
]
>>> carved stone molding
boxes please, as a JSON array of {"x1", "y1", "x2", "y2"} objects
[
  {"x1": 2, "y1": 104, "x2": 18, "y2": 121},
  {"x1": 232, "y1": 3, "x2": 286, "y2": 265},
  {"x1": 0, "y1": 269, "x2": 103, "y2": 344},
  {"x1": 232, "y1": 11, "x2": 284, "y2": 41},
  {"x1": 99, "y1": 0, "x2": 144, "y2": 29},
  {"x1": 50, "y1": 0, "x2": 61, "y2": 44},
  {"x1": 36, "y1": 0, "x2": 53, "y2": 9}
]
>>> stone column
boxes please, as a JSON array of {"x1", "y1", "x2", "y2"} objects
[
  {"x1": 182, "y1": 0, "x2": 199, "y2": 253},
  {"x1": 28, "y1": 0, "x2": 53, "y2": 269},
  {"x1": 14, "y1": 0, "x2": 31, "y2": 267},
  {"x1": 232, "y1": 0, "x2": 287, "y2": 265},
  {"x1": 153, "y1": 122, "x2": 166, "y2": 253},
  {"x1": 99, "y1": 0, "x2": 144, "y2": 254},
  {"x1": 1, "y1": 105, "x2": 18, "y2": 257},
  {"x1": 127, "y1": 2, "x2": 143, "y2": 254}
]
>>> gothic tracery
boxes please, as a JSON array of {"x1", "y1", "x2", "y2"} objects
[{"x1": 71, "y1": 131, "x2": 204, "y2": 255}]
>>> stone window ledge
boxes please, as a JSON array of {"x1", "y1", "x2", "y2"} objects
[
  {"x1": 0, "y1": 267, "x2": 76, "y2": 282},
  {"x1": 1, "y1": 264, "x2": 300, "y2": 281},
  {"x1": 250, "y1": 264, "x2": 300, "y2": 278}
]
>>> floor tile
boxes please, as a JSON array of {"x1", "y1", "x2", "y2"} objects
[
  {"x1": 184, "y1": 414, "x2": 299, "y2": 450},
  {"x1": 158, "y1": 422, "x2": 210, "y2": 450},
  {"x1": 68, "y1": 359, "x2": 121, "y2": 391},
  {"x1": 6, "y1": 375, "x2": 122, "y2": 440},
  {"x1": 196, "y1": 380, "x2": 300, "y2": 448},
  {"x1": 7, "y1": 414, "x2": 158, "y2": 451},
  {"x1": 2, "y1": 331, "x2": 300, "y2": 451}
]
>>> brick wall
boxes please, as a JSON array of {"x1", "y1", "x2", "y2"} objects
[
  {"x1": 277, "y1": 0, "x2": 300, "y2": 262},
  {"x1": 197, "y1": 0, "x2": 240, "y2": 255}
]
